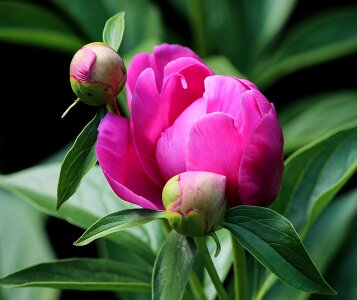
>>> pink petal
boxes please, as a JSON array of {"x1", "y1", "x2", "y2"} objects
[
  {"x1": 126, "y1": 44, "x2": 203, "y2": 107},
  {"x1": 239, "y1": 90, "x2": 265, "y2": 142},
  {"x1": 153, "y1": 44, "x2": 203, "y2": 91},
  {"x1": 126, "y1": 53, "x2": 152, "y2": 109},
  {"x1": 131, "y1": 68, "x2": 166, "y2": 186},
  {"x1": 186, "y1": 112, "x2": 243, "y2": 206},
  {"x1": 70, "y1": 48, "x2": 96, "y2": 82},
  {"x1": 205, "y1": 76, "x2": 248, "y2": 127},
  {"x1": 238, "y1": 110, "x2": 284, "y2": 207},
  {"x1": 156, "y1": 98, "x2": 207, "y2": 181},
  {"x1": 96, "y1": 113, "x2": 163, "y2": 210},
  {"x1": 162, "y1": 62, "x2": 212, "y2": 124},
  {"x1": 131, "y1": 62, "x2": 211, "y2": 186}
]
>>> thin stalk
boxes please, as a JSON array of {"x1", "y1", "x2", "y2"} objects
[
  {"x1": 194, "y1": 237, "x2": 229, "y2": 300},
  {"x1": 254, "y1": 274, "x2": 277, "y2": 300},
  {"x1": 61, "y1": 98, "x2": 80, "y2": 118},
  {"x1": 160, "y1": 218, "x2": 171, "y2": 235},
  {"x1": 189, "y1": 271, "x2": 209, "y2": 300},
  {"x1": 231, "y1": 235, "x2": 248, "y2": 300},
  {"x1": 189, "y1": 0, "x2": 206, "y2": 57}
]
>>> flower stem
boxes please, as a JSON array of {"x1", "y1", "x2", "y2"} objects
[
  {"x1": 189, "y1": 271, "x2": 208, "y2": 300},
  {"x1": 231, "y1": 234, "x2": 248, "y2": 300},
  {"x1": 194, "y1": 237, "x2": 229, "y2": 300},
  {"x1": 189, "y1": 0, "x2": 206, "y2": 57},
  {"x1": 61, "y1": 98, "x2": 80, "y2": 118},
  {"x1": 254, "y1": 274, "x2": 277, "y2": 300},
  {"x1": 160, "y1": 218, "x2": 171, "y2": 235}
]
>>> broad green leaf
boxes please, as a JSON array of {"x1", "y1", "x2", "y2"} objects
[
  {"x1": 265, "y1": 188, "x2": 357, "y2": 300},
  {"x1": 75, "y1": 209, "x2": 166, "y2": 246},
  {"x1": 0, "y1": 164, "x2": 156, "y2": 266},
  {"x1": 97, "y1": 239, "x2": 151, "y2": 300},
  {"x1": 255, "y1": 7, "x2": 357, "y2": 88},
  {"x1": 188, "y1": 0, "x2": 296, "y2": 74},
  {"x1": 103, "y1": 11, "x2": 125, "y2": 51},
  {"x1": 57, "y1": 108, "x2": 105, "y2": 209},
  {"x1": 0, "y1": 2, "x2": 83, "y2": 52},
  {"x1": 222, "y1": 206, "x2": 335, "y2": 295},
  {"x1": 233, "y1": 0, "x2": 298, "y2": 70},
  {"x1": 101, "y1": 0, "x2": 162, "y2": 53},
  {"x1": 280, "y1": 91, "x2": 357, "y2": 153},
  {"x1": 321, "y1": 226, "x2": 357, "y2": 300},
  {"x1": 0, "y1": 258, "x2": 150, "y2": 292},
  {"x1": 205, "y1": 56, "x2": 245, "y2": 78},
  {"x1": 271, "y1": 124, "x2": 357, "y2": 233},
  {"x1": 152, "y1": 231, "x2": 196, "y2": 300},
  {"x1": 50, "y1": 0, "x2": 109, "y2": 40},
  {"x1": 0, "y1": 191, "x2": 58, "y2": 300}
]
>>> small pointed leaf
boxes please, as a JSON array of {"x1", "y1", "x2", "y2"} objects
[
  {"x1": 103, "y1": 11, "x2": 125, "y2": 51},
  {"x1": 57, "y1": 108, "x2": 105, "y2": 209},
  {"x1": 75, "y1": 208, "x2": 166, "y2": 246}
]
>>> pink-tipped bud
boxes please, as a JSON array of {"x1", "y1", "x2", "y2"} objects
[
  {"x1": 69, "y1": 42, "x2": 126, "y2": 106},
  {"x1": 163, "y1": 171, "x2": 227, "y2": 237}
]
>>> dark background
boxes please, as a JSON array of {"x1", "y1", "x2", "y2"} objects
[{"x1": 0, "y1": 0, "x2": 355, "y2": 299}]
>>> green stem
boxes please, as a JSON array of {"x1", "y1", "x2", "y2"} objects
[
  {"x1": 160, "y1": 218, "x2": 171, "y2": 235},
  {"x1": 189, "y1": 271, "x2": 209, "y2": 300},
  {"x1": 231, "y1": 234, "x2": 248, "y2": 300},
  {"x1": 254, "y1": 274, "x2": 277, "y2": 300},
  {"x1": 194, "y1": 237, "x2": 229, "y2": 300},
  {"x1": 61, "y1": 98, "x2": 80, "y2": 118},
  {"x1": 189, "y1": 0, "x2": 206, "y2": 57}
]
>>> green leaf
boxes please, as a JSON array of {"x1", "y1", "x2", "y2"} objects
[
  {"x1": 280, "y1": 91, "x2": 357, "y2": 153},
  {"x1": 101, "y1": 0, "x2": 162, "y2": 53},
  {"x1": 205, "y1": 56, "x2": 245, "y2": 78},
  {"x1": 0, "y1": 190, "x2": 58, "y2": 300},
  {"x1": 152, "y1": 231, "x2": 196, "y2": 300},
  {"x1": 265, "y1": 188, "x2": 357, "y2": 300},
  {"x1": 0, "y1": 258, "x2": 150, "y2": 292},
  {"x1": 222, "y1": 206, "x2": 335, "y2": 295},
  {"x1": 103, "y1": 11, "x2": 125, "y2": 51},
  {"x1": 0, "y1": 2, "x2": 83, "y2": 53},
  {"x1": 322, "y1": 224, "x2": 357, "y2": 300},
  {"x1": 97, "y1": 240, "x2": 152, "y2": 300},
  {"x1": 271, "y1": 124, "x2": 357, "y2": 233},
  {"x1": 50, "y1": 0, "x2": 109, "y2": 40},
  {"x1": 57, "y1": 108, "x2": 105, "y2": 209},
  {"x1": 255, "y1": 6, "x2": 357, "y2": 88},
  {"x1": 234, "y1": 0, "x2": 298, "y2": 70},
  {"x1": 75, "y1": 208, "x2": 166, "y2": 246},
  {"x1": 0, "y1": 164, "x2": 156, "y2": 266}
]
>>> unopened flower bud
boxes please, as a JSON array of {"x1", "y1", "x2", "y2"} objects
[
  {"x1": 163, "y1": 171, "x2": 227, "y2": 237},
  {"x1": 69, "y1": 42, "x2": 126, "y2": 106}
]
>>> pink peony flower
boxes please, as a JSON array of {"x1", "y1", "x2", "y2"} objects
[{"x1": 96, "y1": 44, "x2": 284, "y2": 210}]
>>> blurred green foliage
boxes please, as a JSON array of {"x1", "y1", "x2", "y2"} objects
[{"x1": 0, "y1": 0, "x2": 356, "y2": 299}]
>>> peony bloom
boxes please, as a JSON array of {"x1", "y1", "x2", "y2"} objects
[{"x1": 96, "y1": 44, "x2": 283, "y2": 210}]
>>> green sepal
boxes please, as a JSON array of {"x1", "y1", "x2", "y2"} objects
[
  {"x1": 167, "y1": 209, "x2": 207, "y2": 237},
  {"x1": 70, "y1": 77, "x2": 114, "y2": 106}
]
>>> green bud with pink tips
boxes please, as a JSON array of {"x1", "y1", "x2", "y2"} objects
[
  {"x1": 63, "y1": 42, "x2": 126, "y2": 117},
  {"x1": 163, "y1": 171, "x2": 227, "y2": 237}
]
